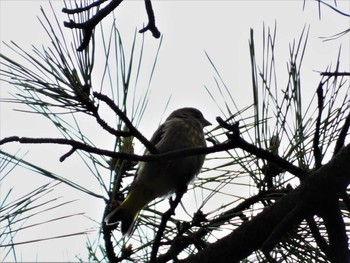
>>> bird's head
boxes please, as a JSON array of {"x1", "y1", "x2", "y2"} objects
[{"x1": 167, "y1": 107, "x2": 211, "y2": 128}]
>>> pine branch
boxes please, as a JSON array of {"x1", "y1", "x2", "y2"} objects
[
  {"x1": 1, "y1": 118, "x2": 306, "y2": 179},
  {"x1": 182, "y1": 144, "x2": 350, "y2": 262},
  {"x1": 150, "y1": 190, "x2": 185, "y2": 262},
  {"x1": 63, "y1": 0, "x2": 160, "y2": 51}
]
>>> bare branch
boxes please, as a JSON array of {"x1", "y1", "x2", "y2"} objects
[
  {"x1": 63, "y1": 0, "x2": 124, "y2": 51},
  {"x1": 313, "y1": 83, "x2": 324, "y2": 168},
  {"x1": 1, "y1": 118, "x2": 306, "y2": 179},
  {"x1": 62, "y1": 0, "x2": 108, "y2": 14},
  {"x1": 93, "y1": 92, "x2": 158, "y2": 154},
  {"x1": 1, "y1": 128, "x2": 306, "y2": 181},
  {"x1": 320, "y1": 71, "x2": 350, "y2": 77},
  {"x1": 150, "y1": 190, "x2": 185, "y2": 261},
  {"x1": 63, "y1": 0, "x2": 160, "y2": 51},
  {"x1": 334, "y1": 112, "x2": 350, "y2": 154},
  {"x1": 139, "y1": 0, "x2": 161, "y2": 38}
]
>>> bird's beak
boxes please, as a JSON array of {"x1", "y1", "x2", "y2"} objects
[{"x1": 203, "y1": 118, "x2": 211, "y2": 127}]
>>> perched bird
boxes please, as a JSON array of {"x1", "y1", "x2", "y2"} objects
[{"x1": 104, "y1": 107, "x2": 211, "y2": 236}]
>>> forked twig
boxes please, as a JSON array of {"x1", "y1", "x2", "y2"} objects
[{"x1": 63, "y1": 0, "x2": 160, "y2": 51}]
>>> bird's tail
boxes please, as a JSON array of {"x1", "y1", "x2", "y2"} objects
[{"x1": 104, "y1": 187, "x2": 148, "y2": 236}]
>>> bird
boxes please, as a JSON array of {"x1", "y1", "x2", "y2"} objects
[{"x1": 104, "y1": 107, "x2": 211, "y2": 236}]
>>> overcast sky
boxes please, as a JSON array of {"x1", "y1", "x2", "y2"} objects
[{"x1": 1, "y1": 0, "x2": 349, "y2": 261}]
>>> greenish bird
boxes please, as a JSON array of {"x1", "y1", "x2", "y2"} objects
[{"x1": 104, "y1": 107, "x2": 211, "y2": 236}]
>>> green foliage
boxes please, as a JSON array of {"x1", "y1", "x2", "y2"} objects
[{"x1": 0, "y1": 151, "x2": 89, "y2": 261}]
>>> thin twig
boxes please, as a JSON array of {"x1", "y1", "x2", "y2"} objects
[
  {"x1": 1, "y1": 124, "x2": 306, "y2": 178},
  {"x1": 139, "y1": 0, "x2": 161, "y2": 38},
  {"x1": 93, "y1": 107, "x2": 131, "y2": 137},
  {"x1": 150, "y1": 190, "x2": 185, "y2": 262},
  {"x1": 313, "y1": 83, "x2": 324, "y2": 168},
  {"x1": 317, "y1": 0, "x2": 350, "y2": 17},
  {"x1": 93, "y1": 92, "x2": 158, "y2": 154},
  {"x1": 62, "y1": 0, "x2": 108, "y2": 14},
  {"x1": 102, "y1": 207, "x2": 119, "y2": 262},
  {"x1": 63, "y1": 0, "x2": 124, "y2": 51},
  {"x1": 63, "y1": 0, "x2": 161, "y2": 51},
  {"x1": 235, "y1": 137, "x2": 306, "y2": 179},
  {"x1": 334, "y1": 112, "x2": 350, "y2": 154},
  {"x1": 320, "y1": 71, "x2": 350, "y2": 76}
]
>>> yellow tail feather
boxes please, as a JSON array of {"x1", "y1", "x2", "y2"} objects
[{"x1": 105, "y1": 186, "x2": 151, "y2": 236}]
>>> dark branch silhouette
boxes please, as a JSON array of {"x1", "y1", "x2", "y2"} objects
[
  {"x1": 156, "y1": 189, "x2": 290, "y2": 262},
  {"x1": 93, "y1": 92, "x2": 158, "y2": 154},
  {"x1": 334, "y1": 112, "x2": 350, "y2": 154},
  {"x1": 150, "y1": 190, "x2": 185, "y2": 262},
  {"x1": 182, "y1": 144, "x2": 350, "y2": 262},
  {"x1": 62, "y1": 0, "x2": 108, "y2": 14},
  {"x1": 63, "y1": 0, "x2": 160, "y2": 51},
  {"x1": 320, "y1": 71, "x2": 350, "y2": 77},
  {"x1": 313, "y1": 83, "x2": 324, "y2": 169},
  {"x1": 0, "y1": 120, "x2": 306, "y2": 179},
  {"x1": 138, "y1": 0, "x2": 161, "y2": 38}
]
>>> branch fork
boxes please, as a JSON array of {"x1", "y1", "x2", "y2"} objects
[{"x1": 62, "y1": 0, "x2": 160, "y2": 51}]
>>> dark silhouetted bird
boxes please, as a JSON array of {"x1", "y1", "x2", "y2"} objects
[{"x1": 104, "y1": 107, "x2": 211, "y2": 235}]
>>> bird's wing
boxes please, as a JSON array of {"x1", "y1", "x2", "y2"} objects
[
  {"x1": 148, "y1": 123, "x2": 166, "y2": 150},
  {"x1": 132, "y1": 123, "x2": 165, "y2": 180}
]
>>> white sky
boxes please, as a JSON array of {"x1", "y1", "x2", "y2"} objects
[{"x1": 1, "y1": 0, "x2": 349, "y2": 261}]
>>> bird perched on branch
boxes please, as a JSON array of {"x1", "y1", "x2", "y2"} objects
[{"x1": 104, "y1": 107, "x2": 211, "y2": 236}]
